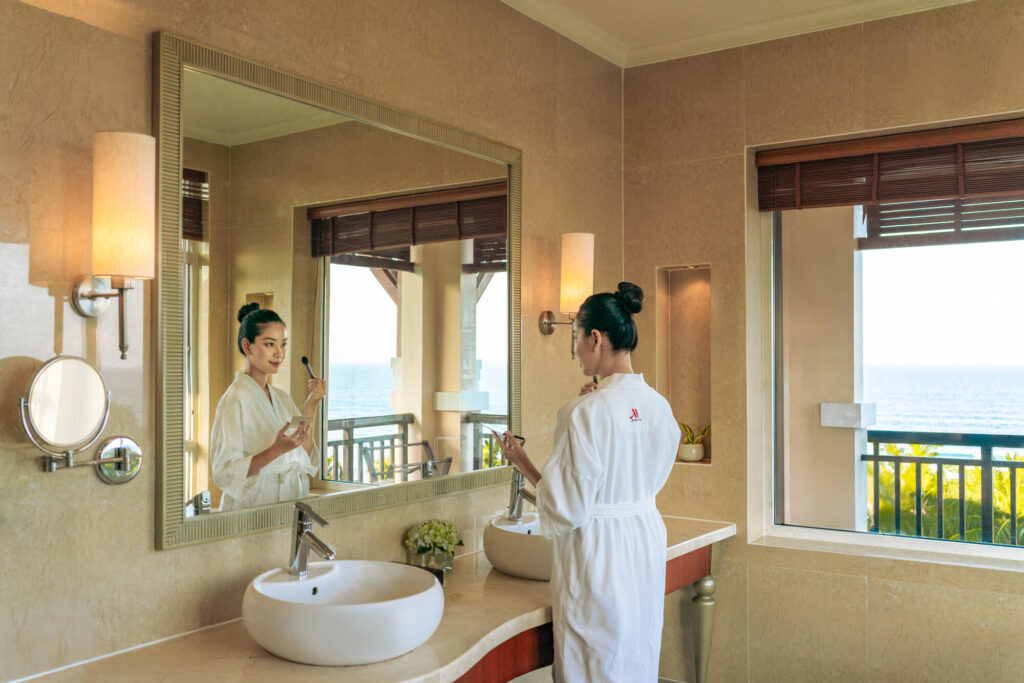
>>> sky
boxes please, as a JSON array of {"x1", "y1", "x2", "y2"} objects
[
  {"x1": 328, "y1": 263, "x2": 507, "y2": 364},
  {"x1": 862, "y1": 240, "x2": 1024, "y2": 366}
]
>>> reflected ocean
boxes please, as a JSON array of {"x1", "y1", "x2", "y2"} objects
[
  {"x1": 326, "y1": 362, "x2": 508, "y2": 421},
  {"x1": 864, "y1": 366, "x2": 1024, "y2": 435}
]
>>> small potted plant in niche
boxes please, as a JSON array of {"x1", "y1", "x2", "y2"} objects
[
  {"x1": 404, "y1": 519, "x2": 464, "y2": 574},
  {"x1": 678, "y1": 423, "x2": 710, "y2": 462}
]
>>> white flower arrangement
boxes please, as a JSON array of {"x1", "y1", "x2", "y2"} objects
[{"x1": 404, "y1": 519, "x2": 464, "y2": 555}]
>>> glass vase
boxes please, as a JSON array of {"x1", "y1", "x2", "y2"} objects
[{"x1": 408, "y1": 547, "x2": 454, "y2": 574}]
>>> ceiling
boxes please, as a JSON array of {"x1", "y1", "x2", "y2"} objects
[
  {"x1": 182, "y1": 69, "x2": 350, "y2": 147},
  {"x1": 500, "y1": 0, "x2": 976, "y2": 67}
]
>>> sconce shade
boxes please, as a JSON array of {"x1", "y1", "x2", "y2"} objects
[
  {"x1": 558, "y1": 232, "x2": 594, "y2": 314},
  {"x1": 91, "y1": 132, "x2": 156, "y2": 279}
]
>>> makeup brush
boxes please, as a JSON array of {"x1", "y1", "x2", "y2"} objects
[{"x1": 300, "y1": 356, "x2": 317, "y2": 379}]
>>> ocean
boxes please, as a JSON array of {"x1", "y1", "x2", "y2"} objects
[{"x1": 864, "y1": 365, "x2": 1024, "y2": 435}]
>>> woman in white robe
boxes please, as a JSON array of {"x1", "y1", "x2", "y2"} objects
[
  {"x1": 210, "y1": 304, "x2": 326, "y2": 511},
  {"x1": 496, "y1": 282, "x2": 680, "y2": 682}
]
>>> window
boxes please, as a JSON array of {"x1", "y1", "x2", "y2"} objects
[{"x1": 771, "y1": 206, "x2": 1024, "y2": 548}]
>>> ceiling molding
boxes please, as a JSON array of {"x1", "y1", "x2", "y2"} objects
[
  {"x1": 183, "y1": 111, "x2": 351, "y2": 147},
  {"x1": 626, "y1": 0, "x2": 974, "y2": 67},
  {"x1": 504, "y1": 0, "x2": 977, "y2": 69},
  {"x1": 500, "y1": 0, "x2": 629, "y2": 67}
]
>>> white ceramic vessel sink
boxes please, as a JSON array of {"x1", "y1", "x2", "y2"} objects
[
  {"x1": 483, "y1": 512, "x2": 553, "y2": 581},
  {"x1": 242, "y1": 560, "x2": 444, "y2": 666}
]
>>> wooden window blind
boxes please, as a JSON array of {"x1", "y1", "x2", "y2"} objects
[
  {"x1": 756, "y1": 119, "x2": 1024, "y2": 212},
  {"x1": 309, "y1": 182, "x2": 507, "y2": 259},
  {"x1": 463, "y1": 235, "x2": 508, "y2": 273},
  {"x1": 182, "y1": 168, "x2": 208, "y2": 241},
  {"x1": 860, "y1": 195, "x2": 1024, "y2": 249}
]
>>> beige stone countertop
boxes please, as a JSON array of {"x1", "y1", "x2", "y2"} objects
[{"x1": 38, "y1": 516, "x2": 735, "y2": 683}]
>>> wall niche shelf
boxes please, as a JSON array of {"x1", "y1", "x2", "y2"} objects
[{"x1": 656, "y1": 264, "x2": 712, "y2": 464}]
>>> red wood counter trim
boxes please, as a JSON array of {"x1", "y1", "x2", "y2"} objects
[
  {"x1": 665, "y1": 545, "x2": 711, "y2": 595},
  {"x1": 455, "y1": 622, "x2": 554, "y2": 683},
  {"x1": 455, "y1": 546, "x2": 712, "y2": 682}
]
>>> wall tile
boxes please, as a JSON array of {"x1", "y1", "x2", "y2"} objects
[
  {"x1": 749, "y1": 566, "x2": 867, "y2": 683},
  {"x1": 863, "y1": 0, "x2": 1024, "y2": 131},
  {"x1": 744, "y1": 24, "x2": 865, "y2": 146},
  {"x1": 625, "y1": 48, "x2": 745, "y2": 170},
  {"x1": 867, "y1": 578, "x2": 1024, "y2": 682}
]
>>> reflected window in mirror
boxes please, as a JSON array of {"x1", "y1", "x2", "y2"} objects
[
  {"x1": 314, "y1": 186, "x2": 510, "y2": 488},
  {"x1": 182, "y1": 168, "x2": 211, "y2": 504}
]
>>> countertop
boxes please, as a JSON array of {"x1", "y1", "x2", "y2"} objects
[{"x1": 39, "y1": 516, "x2": 735, "y2": 683}]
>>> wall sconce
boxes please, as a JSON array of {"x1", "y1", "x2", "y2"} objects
[
  {"x1": 71, "y1": 132, "x2": 156, "y2": 360},
  {"x1": 539, "y1": 232, "x2": 594, "y2": 358}
]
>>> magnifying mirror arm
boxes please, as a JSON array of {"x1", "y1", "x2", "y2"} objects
[{"x1": 19, "y1": 390, "x2": 113, "y2": 472}]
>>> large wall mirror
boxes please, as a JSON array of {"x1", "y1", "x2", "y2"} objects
[{"x1": 155, "y1": 33, "x2": 521, "y2": 549}]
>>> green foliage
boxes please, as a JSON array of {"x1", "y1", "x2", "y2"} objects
[
  {"x1": 680, "y1": 423, "x2": 710, "y2": 444},
  {"x1": 866, "y1": 445, "x2": 1024, "y2": 545},
  {"x1": 481, "y1": 438, "x2": 502, "y2": 469}
]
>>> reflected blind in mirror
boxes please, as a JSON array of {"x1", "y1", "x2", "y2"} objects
[{"x1": 309, "y1": 182, "x2": 507, "y2": 258}]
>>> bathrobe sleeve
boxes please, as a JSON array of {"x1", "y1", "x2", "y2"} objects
[
  {"x1": 210, "y1": 393, "x2": 258, "y2": 504},
  {"x1": 536, "y1": 401, "x2": 606, "y2": 538},
  {"x1": 283, "y1": 390, "x2": 319, "y2": 472}
]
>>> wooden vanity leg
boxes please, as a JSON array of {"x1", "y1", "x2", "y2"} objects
[{"x1": 692, "y1": 574, "x2": 715, "y2": 683}]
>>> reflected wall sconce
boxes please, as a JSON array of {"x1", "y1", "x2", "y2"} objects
[
  {"x1": 538, "y1": 232, "x2": 594, "y2": 359},
  {"x1": 71, "y1": 132, "x2": 156, "y2": 360}
]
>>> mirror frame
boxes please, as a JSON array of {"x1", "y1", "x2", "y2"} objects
[{"x1": 154, "y1": 32, "x2": 521, "y2": 549}]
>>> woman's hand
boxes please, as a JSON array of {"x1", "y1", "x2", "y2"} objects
[
  {"x1": 578, "y1": 381, "x2": 599, "y2": 396},
  {"x1": 491, "y1": 430, "x2": 528, "y2": 468},
  {"x1": 490, "y1": 430, "x2": 542, "y2": 486},
  {"x1": 247, "y1": 421, "x2": 310, "y2": 477},
  {"x1": 304, "y1": 378, "x2": 327, "y2": 409},
  {"x1": 272, "y1": 421, "x2": 309, "y2": 454}
]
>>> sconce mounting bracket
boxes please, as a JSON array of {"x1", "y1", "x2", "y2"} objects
[
  {"x1": 538, "y1": 310, "x2": 557, "y2": 335},
  {"x1": 71, "y1": 276, "x2": 113, "y2": 317}
]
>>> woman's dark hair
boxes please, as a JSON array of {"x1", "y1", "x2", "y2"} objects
[
  {"x1": 236, "y1": 303, "x2": 284, "y2": 355},
  {"x1": 577, "y1": 282, "x2": 643, "y2": 352}
]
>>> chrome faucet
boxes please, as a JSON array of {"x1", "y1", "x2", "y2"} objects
[
  {"x1": 507, "y1": 469, "x2": 537, "y2": 523},
  {"x1": 289, "y1": 501, "x2": 336, "y2": 579}
]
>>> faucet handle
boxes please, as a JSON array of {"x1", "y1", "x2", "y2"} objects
[{"x1": 294, "y1": 501, "x2": 329, "y2": 527}]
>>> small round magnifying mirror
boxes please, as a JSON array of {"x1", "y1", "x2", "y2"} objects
[{"x1": 20, "y1": 356, "x2": 112, "y2": 473}]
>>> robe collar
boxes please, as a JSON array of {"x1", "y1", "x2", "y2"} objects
[
  {"x1": 236, "y1": 371, "x2": 275, "y2": 407},
  {"x1": 600, "y1": 372, "x2": 644, "y2": 388}
]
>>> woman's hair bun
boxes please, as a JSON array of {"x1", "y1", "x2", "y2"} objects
[
  {"x1": 614, "y1": 281, "x2": 643, "y2": 314},
  {"x1": 237, "y1": 302, "x2": 261, "y2": 323}
]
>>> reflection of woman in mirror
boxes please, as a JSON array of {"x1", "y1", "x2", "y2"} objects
[
  {"x1": 210, "y1": 303, "x2": 327, "y2": 511},
  {"x1": 493, "y1": 282, "x2": 680, "y2": 682}
]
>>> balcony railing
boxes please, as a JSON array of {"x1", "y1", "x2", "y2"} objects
[
  {"x1": 862, "y1": 430, "x2": 1024, "y2": 545},
  {"x1": 464, "y1": 412, "x2": 508, "y2": 469}
]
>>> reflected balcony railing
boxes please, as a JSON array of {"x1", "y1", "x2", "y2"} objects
[
  {"x1": 324, "y1": 413, "x2": 415, "y2": 484},
  {"x1": 862, "y1": 430, "x2": 1024, "y2": 545},
  {"x1": 463, "y1": 412, "x2": 508, "y2": 470}
]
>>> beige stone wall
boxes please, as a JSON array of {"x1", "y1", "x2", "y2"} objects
[
  {"x1": 632, "y1": 1, "x2": 1024, "y2": 680},
  {"x1": 0, "y1": 0, "x2": 622, "y2": 679}
]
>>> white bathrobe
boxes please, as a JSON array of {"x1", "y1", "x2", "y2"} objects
[
  {"x1": 536, "y1": 372, "x2": 680, "y2": 683},
  {"x1": 210, "y1": 372, "x2": 319, "y2": 511}
]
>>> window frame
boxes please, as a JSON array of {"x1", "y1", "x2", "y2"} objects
[{"x1": 745, "y1": 207, "x2": 1024, "y2": 571}]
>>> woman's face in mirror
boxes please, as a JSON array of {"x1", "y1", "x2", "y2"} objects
[{"x1": 243, "y1": 322, "x2": 288, "y2": 375}]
